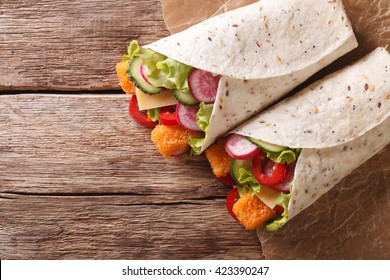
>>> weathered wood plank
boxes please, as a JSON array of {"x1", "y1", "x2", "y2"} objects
[
  {"x1": 0, "y1": 94, "x2": 263, "y2": 259},
  {"x1": 0, "y1": 94, "x2": 218, "y2": 197},
  {"x1": 0, "y1": 194, "x2": 263, "y2": 259},
  {"x1": 0, "y1": 0, "x2": 169, "y2": 91}
]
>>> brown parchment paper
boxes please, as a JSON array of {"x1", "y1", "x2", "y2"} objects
[
  {"x1": 161, "y1": 0, "x2": 257, "y2": 34},
  {"x1": 160, "y1": 0, "x2": 390, "y2": 259}
]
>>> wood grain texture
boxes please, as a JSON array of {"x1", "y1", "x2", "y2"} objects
[
  {"x1": 0, "y1": 0, "x2": 169, "y2": 91},
  {"x1": 0, "y1": 194, "x2": 263, "y2": 259},
  {"x1": 0, "y1": 94, "x2": 263, "y2": 259}
]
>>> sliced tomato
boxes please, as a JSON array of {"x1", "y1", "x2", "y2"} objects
[
  {"x1": 226, "y1": 188, "x2": 238, "y2": 220},
  {"x1": 252, "y1": 150, "x2": 288, "y2": 187},
  {"x1": 128, "y1": 96, "x2": 158, "y2": 128},
  {"x1": 216, "y1": 174, "x2": 236, "y2": 186},
  {"x1": 159, "y1": 106, "x2": 178, "y2": 126}
]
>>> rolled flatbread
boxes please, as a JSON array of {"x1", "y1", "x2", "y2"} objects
[
  {"x1": 232, "y1": 47, "x2": 390, "y2": 228},
  {"x1": 142, "y1": 0, "x2": 357, "y2": 154}
]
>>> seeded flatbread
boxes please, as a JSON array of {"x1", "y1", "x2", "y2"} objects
[
  {"x1": 146, "y1": 0, "x2": 357, "y2": 153},
  {"x1": 232, "y1": 48, "x2": 390, "y2": 223},
  {"x1": 233, "y1": 48, "x2": 390, "y2": 149}
]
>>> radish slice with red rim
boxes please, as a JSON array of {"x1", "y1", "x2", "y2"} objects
[
  {"x1": 140, "y1": 63, "x2": 165, "y2": 89},
  {"x1": 189, "y1": 69, "x2": 220, "y2": 103},
  {"x1": 140, "y1": 63, "x2": 151, "y2": 84},
  {"x1": 176, "y1": 103, "x2": 202, "y2": 132},
  {"x1": 225, "y1": 134, "x2": 260, "y2": 160}
]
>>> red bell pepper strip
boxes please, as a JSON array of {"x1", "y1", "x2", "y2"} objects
[
  {"x1": 128, "y1": 96, "x2": 158, "y2": 128},
  {"x1": 226, "y1": 188, "x2": 238, "y2": 220},
  {"x1": 159, "y1": 106, "x2": 179, "y2": 126},
  {"x1": 252, "y1": 150, "x2": 288, "y2": 187}
]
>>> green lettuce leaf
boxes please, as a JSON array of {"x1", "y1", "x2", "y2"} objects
[
  {"x1": 189, "y1": 102, "x2": 214, "y2": 154},
  {"x1": 123, "y1": 40, "x2": 192, "y2": 90},
  {"x1": 237, "y1": 168, "x2": 261, "y2": 196},
  {"x1": 188, "y1": 137, "x2": 205, "y2": 155},
  {"x1": 123, "y1": 40, "x2": 140, "y2": 61},
  {"x1": 147, "y1": 108, "x2": 160, "y2": 122},
  {"x1": 196, "y1": 103, "x2": 213, "y2": 132},
  {"x1": 123, "y1": 41, "x2": 166, "y2": 72},
  {"x1": 264, "y1": 191, "x2": 291, "y2": 231},
  {"x1": 266, "y1": 149, "x2": 297, "y2": 164},
  {"x1": 151, "y1": 58, "x2": 193, "y2": 90}
]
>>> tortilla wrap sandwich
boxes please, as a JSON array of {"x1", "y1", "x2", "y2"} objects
[
  {"x1": 116, "y1": 0, "x2": 357, "y2": 158},
  {"x1": 205, "y1": 47, "x2": 390, "y2": 231}
]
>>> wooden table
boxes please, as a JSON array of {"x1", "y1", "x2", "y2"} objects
[{"x1": 0, "y1": 0, "x2": 263, "y2": 259}]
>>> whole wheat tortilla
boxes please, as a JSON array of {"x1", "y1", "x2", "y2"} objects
[
  {"x1": 160, "y1": 0, "x2": 390, "y2": 259},
  {"x1": 150, "y1": 0, "x2": 355, "y2": 80},
  {"x1": 233, "y1": 48, "x2": 390, "y2": 150},
  {"x1": 202, "y1": 36, "x2": 356, "y2": 153},
  {"x1": 232, "y1": 48, "x2": 390, "y2": 222},
  {"x1": 161, "y1": 0, "x2": 390, "y2": 79},
  {"x1": 148, "y1": 0, "x2": 357, "y2": 153}
]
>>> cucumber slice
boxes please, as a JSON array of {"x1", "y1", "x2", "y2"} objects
[
  {"x1": 230, "y1": 159, "x2": 252, "y2": 185},
  {"x1": 174, "y1": 88, "x2": 199, "y2": 105},
  {"x1": 248, "y1": 138, "x2": 287, "y2": 153},
  {"x1": 127, "y1": 57, "x2": 162, "y2": 95}
]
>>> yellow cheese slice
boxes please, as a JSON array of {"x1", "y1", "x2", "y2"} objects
[
  {"x1": 255, "y1": 186, "x2": 280, "y2": 209},
  {"x1": 136, "y1": 88, "x2": 178, "y2": 111}
]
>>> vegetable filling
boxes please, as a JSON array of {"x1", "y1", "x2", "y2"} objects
[
  {"x1": 209, "y1": 133, "x2": 300, "y2": 231},
  {"x1": 118, "y1": 40, "x2": 220, "y2": 157}
]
